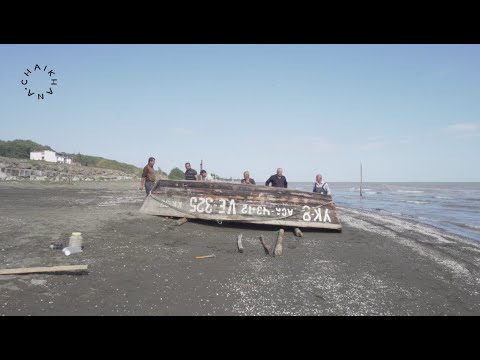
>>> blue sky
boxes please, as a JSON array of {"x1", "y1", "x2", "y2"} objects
[{"x1": 1, "y1": 44, "x2": 479, "y2": 182}]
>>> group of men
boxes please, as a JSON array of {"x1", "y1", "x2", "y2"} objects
[
  {"x1": 139, "y1": 159, "x2": 215, "y2": 194},
  {"x1": 140, "y1": 157, "x2": 331, "y2": 197},
  {"x1": 184, "y1": 162, "x2": 212, "y2": 181}
]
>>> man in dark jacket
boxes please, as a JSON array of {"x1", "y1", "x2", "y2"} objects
[
  {"x1": 265, "y1": 168, "x2": 288, "y2": 188},
  {"x1": 184, "y1": 162, "x2": 198, "y2": 180}
]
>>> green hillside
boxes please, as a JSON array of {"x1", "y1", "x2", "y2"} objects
[
  {"x1": 0, "y1": 139, "x2": 141, "y2": 174},
  {"x1": 68, "y1": 153, "x2": 140, "y2": 174},
  {"x1": 1, "y1": 140, "x2": 234, "y2": 179},
  {"x1": 0, "y1": 139, "x2": 52, "y2": 159}
]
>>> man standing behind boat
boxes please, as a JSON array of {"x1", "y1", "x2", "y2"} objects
[
  {"x1": 265, "y1": 168, "x2": 288, "y2": 188},
  {"x1": 198, "y1": 169, "x2": 213, "y2": 181},
  {"x1": 184, "y1": 162, "x2": 198, "y2": 180},
  {"x1": 140, "y1": 157, "x2": 156, "y2": 196},
  {"x1": 313, "y1": 174, "x2": 331, "y2": 195},
  {"x1": 241, "y1": 171, "x2": 256, "y2": 185}
]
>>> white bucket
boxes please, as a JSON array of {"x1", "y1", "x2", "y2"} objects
[{"x1": 69, "y1": 232, "x2": 83, "y2": 248}]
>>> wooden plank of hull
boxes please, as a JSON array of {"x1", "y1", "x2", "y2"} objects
[{"x1": 139, "y1": 180, "x2": 342, "y2": 230}]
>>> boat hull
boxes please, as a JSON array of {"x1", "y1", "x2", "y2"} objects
[{"x1": 139, "y1": 180, "x2": 342, "y2": 230}]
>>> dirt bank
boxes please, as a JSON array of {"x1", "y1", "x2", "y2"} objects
[{"x1": 0, "y1": 156, "x2": 136, "y2": 182}]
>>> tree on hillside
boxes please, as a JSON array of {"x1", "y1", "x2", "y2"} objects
[
  {"x1": 168, "y1": 167, "x2": 185, "y2": 180},
  {"x1": 157, "y1": 167, "x2": 168, "y2": 178},
  {"x1": 0, "y1": 139, "x2": 52, "y2": 159}
]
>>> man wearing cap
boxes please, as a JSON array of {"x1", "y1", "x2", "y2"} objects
[{"x1": 140, "y1": 157, "x2": 156, "y2": 196}]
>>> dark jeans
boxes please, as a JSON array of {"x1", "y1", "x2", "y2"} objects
[{"x1": 145, "y1": 181, "x2": 155, "y2": 196}]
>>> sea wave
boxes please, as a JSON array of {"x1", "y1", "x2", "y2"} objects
[
  {"x1": 441, "y1": 221, "x2": 480, "y2": 232},
  {"x1": 454, "y1": 223, "x2": 480, "y2": 231},
  {"x1": 418, "y1": 216, "x2": 437, "y2": 222},
  {"x1": 339, "y1": 206, "x2": 480, "y2": 242},
  {"x1": 396, "y1": 190, "x2": 424, "y2": 193},
  {"x1": 440, "y1": 203, "x2": 480, "y2": 210}
]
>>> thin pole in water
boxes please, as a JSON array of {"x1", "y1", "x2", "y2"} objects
[{"x1": 360, "y1": 162, "x2": 363, "y2": 197}]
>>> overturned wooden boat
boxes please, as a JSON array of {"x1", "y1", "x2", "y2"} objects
[{"x1": 139, "y1": 180, "x2": 341, "y2": 230}]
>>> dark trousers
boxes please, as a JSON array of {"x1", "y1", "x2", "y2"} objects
[{"x1": 145, "y1": 181, "x2": 155, "y2": 196}]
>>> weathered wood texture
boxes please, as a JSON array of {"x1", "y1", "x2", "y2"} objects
[
  {"x1": 274, "y1": 229, "x2": 284, "y2": 256},
  {"x1": 237, "y1": 234, "x2": 244, "y2": 253},
  {"x1": 140, "y1": 180, "x2": 341, "y2": 230},
  {"x1": 259, "y1": 235, "x2": 270, "y2": 255},
  {"x1": 293, "y1": 228, "x2": 303, "y2": 237},
  {"x1": 0, "y1": 265, "x2": 88, "y2": 275},
  {"x1": 195, "y1": 254, "x2": 216, "y2": 259},
  {"x1": 175, "y1": 217, "x2": 188, "y2": 226}
]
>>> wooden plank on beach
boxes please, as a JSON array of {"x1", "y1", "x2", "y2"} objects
[
  {"x1": 259, "y1": 235, "x2": 270, "y2": 255},
  {"x1": 274, "y1": 229, "x2": 284, "y2": 256},
  {"x1": 237, "y1": 234, "x2": 244, "y2": 253},
  {"x1": 0, "y1": 265, "x2": 88, "y2": 275}
]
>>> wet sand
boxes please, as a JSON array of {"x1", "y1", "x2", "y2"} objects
[{"x1": 0, "y1": 181, "x2": 479, "y2": 315}]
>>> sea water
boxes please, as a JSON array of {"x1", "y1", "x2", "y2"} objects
[{"x1": 291, "y1": 182, "x2": 480, "y2": 242}]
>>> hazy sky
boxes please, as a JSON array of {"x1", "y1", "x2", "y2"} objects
[{"x1": 1, "y1": 44, "x2": 479, "y2": 182}]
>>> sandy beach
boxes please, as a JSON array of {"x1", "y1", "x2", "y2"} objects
[{"x1": 0, "y1": 181, "x2": 479, "y2": 316}]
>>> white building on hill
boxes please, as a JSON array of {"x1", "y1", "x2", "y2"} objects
[{"x1": 30, "y1": 150, "x2": 72, "y2": 164}]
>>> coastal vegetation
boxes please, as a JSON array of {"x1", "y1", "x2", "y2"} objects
[
  {"x1": 168, "y1": 167, "x2": 185, "y2": 180},
  {"x1": 0, "y1": 139, "x2": 52, "y2": 158},
  {"x1": 1, "y1": 139, "x2": 235, "y2": 179},
  {"x1": 69, "y1": 153, "x2": 139, "y2": 174},
  {"x1": 0, "y1": 139, "x2": 140, "y2": 174}
]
